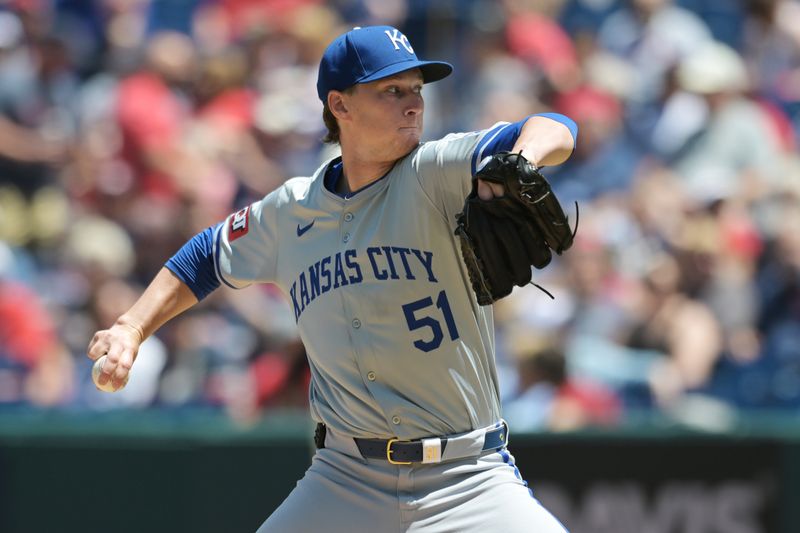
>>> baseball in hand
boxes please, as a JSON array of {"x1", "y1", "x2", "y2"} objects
[{"x1": 92, "y1": 355, "x2": 129, "y2": 392}]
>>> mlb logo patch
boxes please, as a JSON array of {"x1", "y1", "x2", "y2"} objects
[{"x1": 229, "y1": 206, "x2": 250, "y2": 242}]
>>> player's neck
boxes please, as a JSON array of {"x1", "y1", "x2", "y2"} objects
[{"x1": 338, "y1": 155, "x2": 397, "y2": 194}]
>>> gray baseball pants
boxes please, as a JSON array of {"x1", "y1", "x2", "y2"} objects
[{"x1": 256, "y1": 423, "x2": 568, "y2": 533}]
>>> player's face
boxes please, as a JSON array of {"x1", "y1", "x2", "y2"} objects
[{"x1": 344, "y1": 69, "x2": 425, "y2": 161}]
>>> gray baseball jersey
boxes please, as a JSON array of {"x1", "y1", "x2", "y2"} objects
[
  {"x1": 214, "y1": 126, "x2": 501, "y2": 440},
  {"x1": 205, "y1": 118, "x2": 571, "y2": 532}
]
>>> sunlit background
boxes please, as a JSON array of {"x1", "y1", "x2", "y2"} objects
[{"x1": 1, "y1": 1, "x2": 800, "y2": 532}]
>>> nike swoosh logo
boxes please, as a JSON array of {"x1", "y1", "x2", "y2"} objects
[{"x1": 296, "y1": 219, "x2": 315, "y2": 237}]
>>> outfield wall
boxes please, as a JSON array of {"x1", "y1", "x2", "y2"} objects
[{"x1": 1, "y1": 411, "x2": 798, "y2": 533}]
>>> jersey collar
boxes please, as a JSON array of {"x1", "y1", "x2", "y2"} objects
[{"x1": 321, "y1": 156, "x2": 397, "y2": 201}]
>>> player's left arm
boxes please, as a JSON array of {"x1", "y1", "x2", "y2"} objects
[
  {"x1": 412, "y1": 112, "x2": 577, "y2": 222},
  {"x1": 511, "y1": 114, "x2": 576, "y2": 167},
  {"x1": 476, "y1": 114, "x2": 577, "y2": 200}
]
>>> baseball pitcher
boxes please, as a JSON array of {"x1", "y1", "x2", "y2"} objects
[{"x1": 88, "y1": 25, "x2": 578, "y2": 532}]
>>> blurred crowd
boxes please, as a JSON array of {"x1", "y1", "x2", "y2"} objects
[{"x1": 1, "y1": 0, "x2": 799, "y2": 431}]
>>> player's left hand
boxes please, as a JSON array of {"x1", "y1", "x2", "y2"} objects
[
  {"x1": 87, "y1": 323, "x2": 143, "y2": 390},
  {"x1": 477, "y1": 179, "x2": 505, "y2": 200}
]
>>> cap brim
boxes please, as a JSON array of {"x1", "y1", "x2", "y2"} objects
[{"x1": 358, "y1": 59, "x2": 453, "y2": 86}]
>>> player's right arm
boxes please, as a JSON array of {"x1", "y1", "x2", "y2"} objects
[
  {"x1": 87, "y1": 267, "x2": 199, "y2": 389},
  {"x1": 87, "y1": 221, "x2": 224, "y2": 389},
  {"x1": 87, "y1": 182, "x2": 283, "y2": 389}
]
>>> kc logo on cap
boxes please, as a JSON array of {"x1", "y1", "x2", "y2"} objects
[
  {"x1": 384, "y1": 29, "x2": 414, "y2": 54},
  {"x1": 316, "y1": 25, "x2": 453, "y2": 102}
]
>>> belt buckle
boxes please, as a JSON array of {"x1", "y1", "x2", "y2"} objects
[{"x1": 386, "y1": 437, "x2": 412, "y2": 465}]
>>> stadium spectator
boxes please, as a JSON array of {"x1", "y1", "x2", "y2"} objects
[{"x1": 0, "y1": 1, "x2": 799, "y2": 428}]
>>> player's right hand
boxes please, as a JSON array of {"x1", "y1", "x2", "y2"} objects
[{"x1": 87, "y1": 322, "x2": 144, "y2": 390}]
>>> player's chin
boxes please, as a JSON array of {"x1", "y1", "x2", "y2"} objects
[{"x1": 396, "y1": 128, "x2": 421, "y2": 150}]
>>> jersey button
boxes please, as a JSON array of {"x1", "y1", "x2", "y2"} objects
[
  {"x1": 343, "y1": 232, "x2": 351, "y2": 243},
  {"x1": 344, "y1": 212, "x2": 354, "y2": 222},
  {"x1": 391, "y1": 416, "x2": 401, "y2": 425},
  {"x1": 352, "y1": 318, "x2": 361, "y2": 329},
  {"x1": 367, "y1": 371, "x2": 376, "y2": 381}
]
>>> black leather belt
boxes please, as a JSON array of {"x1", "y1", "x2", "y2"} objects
[{"x1": 354, "y1": 424, "x2": 508, "y2": 464}]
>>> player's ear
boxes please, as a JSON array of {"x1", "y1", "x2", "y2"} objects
[{"x1": 328, "y1": 90, "x2": 350, "y2": 120}]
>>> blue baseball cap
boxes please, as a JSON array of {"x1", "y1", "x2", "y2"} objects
[{"x1": 316, "y1": 25, "x2": 453, "y2": 102}]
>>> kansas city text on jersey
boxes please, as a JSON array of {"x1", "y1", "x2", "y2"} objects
[{"x1": 289, "y1": 246, "x2": 438, "y2": 321}]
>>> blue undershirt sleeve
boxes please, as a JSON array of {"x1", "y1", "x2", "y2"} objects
[
  {"x1": 470, "y1": 112, "x2": 578, "y2": 174},
  {"x1": 536, "y1": 112, "x2": 578, "y2": 145},
  {"x1": 165, "y1": 224, "x2": 221, "y2": 301}
]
